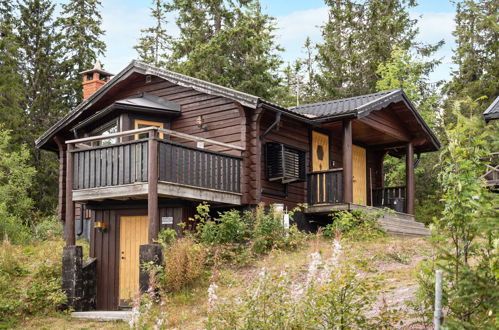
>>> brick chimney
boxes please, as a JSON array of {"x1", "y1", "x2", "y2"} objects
[{"x1": 80, "y1": 61, "x2": 114, "y2": 100}]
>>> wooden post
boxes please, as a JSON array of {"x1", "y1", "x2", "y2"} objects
[
  {"x1": 65, "y1": 143, "x2": 75, "y2": 246},
  {"x1": 148, "y1": 130, "x2": 159, "y2": 243},
  {"x1": 406, "y1": 142, "x2": 415, "y2": 215},
  {"x1": 342, "y1": 119, "x2": 353, "y2": 203}
]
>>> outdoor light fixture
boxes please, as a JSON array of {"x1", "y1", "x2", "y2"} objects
[
  {"x1": 196, "y1": 115, "x2": 208, "y2": 131},
  {"x1": 94, "y1": 221, "x2": 107, "y2": 233}
]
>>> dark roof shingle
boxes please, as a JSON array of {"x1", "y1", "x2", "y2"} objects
[
  {"x1": 484, "y1": 96, "x2": 499, "y2": 121},
  {"x1": 289, "y1": 89, "x2": 400, "y2": 118}
]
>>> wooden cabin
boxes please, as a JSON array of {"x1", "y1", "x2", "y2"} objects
[
  {"x1": 483, "y1": 96, "x2": 499, "y2": 189},
  {"x1": 36, "y1": 61, "x2": 440, "y2": 311}
]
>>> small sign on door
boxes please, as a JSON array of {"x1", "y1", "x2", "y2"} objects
[{"x1": 161, "y1": 216, "x2": 173, "y2": 225}]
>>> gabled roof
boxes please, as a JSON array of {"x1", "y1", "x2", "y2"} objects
[
  {"x1": 484, "y1": 96, "x2": 499, "y2": 122},
  {"x1": 290, "y1": 89, "x2": 401, "y2": 119},
  {"x1": 36, "y1": 60, "x2": 439, "y2": 152},
  {"x1": 71, "y1": 93, "x2": 181, "y2": 131}
]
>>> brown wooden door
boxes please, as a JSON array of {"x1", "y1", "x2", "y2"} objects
[
  {"x1": 352, "y1": 145, "x2": 367, "y2": 205},
  {"x1": 119, "y1": 216, "x2": 148, "y2": 304},
  {"x1": 312, "y1": 131, "x2": 329, "y2": 172}
]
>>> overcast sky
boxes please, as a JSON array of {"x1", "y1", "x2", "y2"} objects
[{"x1": 84, "y1": 0, "x2": 457, "y2": 83}]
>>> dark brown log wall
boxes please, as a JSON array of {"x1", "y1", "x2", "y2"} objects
[{"x1": 259, "y1": 111, "x2": 310, "y2": 209}]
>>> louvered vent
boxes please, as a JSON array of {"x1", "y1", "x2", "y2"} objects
[{"x1": 265, "y1": 142, "x2": 306, "y2": 183}]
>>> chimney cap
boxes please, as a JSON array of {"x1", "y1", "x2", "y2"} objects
[{"x1": 80, "y1": 60, "x2": 114, "y2": 77}]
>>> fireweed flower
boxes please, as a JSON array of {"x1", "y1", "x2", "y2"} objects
[
  {"x1": 306, "y1": 252, "x2": 322, "y2": 285},
  {"x1": 207, "y1": 282, "x2": 219, "y2": 311}
]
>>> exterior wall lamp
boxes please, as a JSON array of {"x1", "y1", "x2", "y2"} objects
[{"x1": 94, "y1": 221, "x2": 107, "y2": 233}]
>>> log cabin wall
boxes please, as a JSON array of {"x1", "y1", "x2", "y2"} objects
[
  {"x1": 88, "y1": 202, "x2": 194, "y2": 310},
  {"x1": 259, "y1": 110, "x2": 310, "y2": 209}
]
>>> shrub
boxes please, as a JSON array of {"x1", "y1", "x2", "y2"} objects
[
  {"x1": 324, "y1": 209, "x2": 386, "y2": 240},
  {"x1": 0, "y1": 240, "x2": 66, "y2": 327},
  {"x1": 198, "y1": 209, "x2": 251, "y2": 245},
  {"x1": 157, "y1": 236, "x2": 207, "y2": 293},
  {"x1": 34, "y1": 215, "x2": 63, "y2": 241}
]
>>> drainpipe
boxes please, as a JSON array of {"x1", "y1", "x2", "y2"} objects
[{"x1": 76, "y1": 204, "x2": 84, "y2": 237}]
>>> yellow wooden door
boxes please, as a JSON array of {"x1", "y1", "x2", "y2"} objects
[
  {"x1": 119, "y1": 216, "x2": 149, "y2": 303},
  {"x1": 312, "y1": 131, "x2": 329, "y2": 172},
  {"x1": 352, "y1": 145, "x2": 367, "y2": 205}
]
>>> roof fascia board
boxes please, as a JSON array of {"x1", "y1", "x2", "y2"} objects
[{"x1": 259, "y1": 101, "x2": 316, "y2": 125}]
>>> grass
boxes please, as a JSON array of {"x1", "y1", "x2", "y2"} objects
[{"x1": 9, "y1": 235, "x2": 432, "y2": 329}]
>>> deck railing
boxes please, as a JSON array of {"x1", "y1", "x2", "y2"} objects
[
  {"x1": 69, "y1": 127, "x2": 242, "y2": 194},
  {"x1": 481, "y1": 152, "x2": 499, "y2": 187},
  {"x1": 372, "y1": 186, "x2": 407, "y2": 213},
  {"x1": 307, "y1": 169, "x2": 343, "y2": 205}
]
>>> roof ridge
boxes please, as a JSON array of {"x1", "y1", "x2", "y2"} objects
[{"x1": 291, "y1": 88, "x2": 401, "y2": 110}]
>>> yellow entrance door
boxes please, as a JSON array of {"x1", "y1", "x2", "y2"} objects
[
  {"x1": 119, "y1": 216, "x2": 149, "y2": 303},
  {"x1": 312, "y1": 131, "x2": 329, "y2": 171},
  {"x1": 352, "y1": 145, "x2": 367, "y2": 205}
]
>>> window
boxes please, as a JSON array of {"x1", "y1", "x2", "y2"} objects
[
  {"x1": 265, "y1": 142, "x2": 306, "y2": 183},
  {"x1": 134, "y1": 119, "x2": 164, "y2": 139},
  {"x1": 91, "y1": 120, "x2": 118, "y2": 146}
]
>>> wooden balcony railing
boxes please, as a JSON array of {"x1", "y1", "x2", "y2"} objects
[
  {"x1": 481, "y1": 152, "x2": 499, "y2": 187},
  {"x1": 68, "y1": 127, "x2": 242, "y2": 195},
  {"x1": 372, "y1": 186, "x2": 407, "y2": 213},
  {"x1": 307, "y1": 169, "x2": 343, "y2": 205}
]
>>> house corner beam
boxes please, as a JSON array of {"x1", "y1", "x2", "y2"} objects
[
  {"x1": 148, "y1": 130, "x2": 159, "y2": 243},
  {"x1": 65, "y1": 143, "x2": 75, "y2": 246}
]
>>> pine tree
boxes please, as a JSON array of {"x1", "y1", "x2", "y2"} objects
[
  {"x1": 57, "y1": 0, "x2": 106, "y2": 106},
  {"x1": 315, "y1": 0, "x2": 423, "y2": 99},
  {"x1": 447, "y1": 0, "x2": 498, "y2": 111},
  {"x1": 134, "y1": 0, "x2": 171, "y2": 67},
  {"x1": 167, "y1": 0, "x2": 283, "y2": 100}
]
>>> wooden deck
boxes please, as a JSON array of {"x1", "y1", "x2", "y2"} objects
[
  {"x1": 305, "y1": 203, "x2": 429, "y2": 237},
  {"x1": 68, "y1": 127, "x2": 242, "y2": 205}
]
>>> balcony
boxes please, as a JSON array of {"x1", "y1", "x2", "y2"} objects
[{"x1": 68, "y1": 127, "x2": 243, "y2": 205}]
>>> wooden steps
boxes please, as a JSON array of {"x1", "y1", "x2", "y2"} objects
[{"x1": 378, "y1": 214, "x2": 430, "y2": 237}]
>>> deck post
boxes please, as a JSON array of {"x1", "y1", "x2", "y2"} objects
[
  {"x1": 342, "y1": 119, "x2": 353, "y2": 203},
  {"x1": 65, "y1": 143, "x2": 75, "y2": 246},
  {"x1": 406, "y1": 141, "x2": 415, "y2": 215},
  {"x1": 148, "y1": 130, "x2": 159, "y2": 243}
]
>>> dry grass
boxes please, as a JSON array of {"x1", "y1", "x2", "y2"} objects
[{"x1": 17, "y1": 235, "x2": 432, "y2": 329}]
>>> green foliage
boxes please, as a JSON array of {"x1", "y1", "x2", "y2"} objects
[
  {"x1": 0, "y1": 129, "x2": 37, "y2": 243},
  {"x1": 324, "y1": 209, "x2": 386, "y2": 241},
  {"x1": 0, "y1": 239, "x2": 67, "y2": 327},
  {"x1": 156, "y1": 227, "x2": 177, "y2": 248},
  {"x1": 167, "y1": 0, "x2": 283, "y2": 100},
  {"x1": 33, "y1": 215, "x2": 63, "y2": 241},
  {"x1": 198, "y1": 209, "x2": 251, "y2": 245},
  {"x1": 134, "y1": 0, "x2": 171, "y2": 66},
  {"x1": 447, "y1": 0, "x2": 499, "y2": 111},
  {"x1": 415, "y1": 108, "x2": 499, "y2": 328},
  {"x1": 57, "y1": 0, "x2": 106, "y2": 107},
  {"x1": 315, "y1": 0, "x2": 427, "y2": 99}
]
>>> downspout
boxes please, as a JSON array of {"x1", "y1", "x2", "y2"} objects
[{"x1": 76, "y1": 204, "x2": 84, "y2": 237}]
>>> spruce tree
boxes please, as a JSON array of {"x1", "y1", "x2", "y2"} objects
[
  {"x1": 16, "y1": 0, "x2": 66, "y2": 213},
  {"x1": 0, "y1": 1, "x2": 25, "y2": 143},
  {"x1": 167, "y1": 0, "x2": 283, "y2": 100},
  {"x1": 316, "y1": 0, "x2": 423, "y2": 99},
  {"x1": 134, "y1": 0, "x2": 171, "y2": 67},
  {"x1": 57, "y1": 0, "x2": 106, "y2": 107},
  {"x1": 447, "y1": 0, "x2": 498, "y2": 110}
]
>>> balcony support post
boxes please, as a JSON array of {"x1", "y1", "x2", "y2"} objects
[
  {"x1": 342, "y1": 119, "x2": 353, "y2": 203},
  {"x1": 406, "y1": 141, "x2": 415, "y2": 215},
  {"x1": 148, "y1": 130, "x2": 159, "y2": 243},
  {"x1": 65, "y1": 143, "x2": 75, "y2": 246}
]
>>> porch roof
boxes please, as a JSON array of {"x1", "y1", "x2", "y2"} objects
[{"x1": 483, "y1": 96, "x2": 499, "y2": 122}]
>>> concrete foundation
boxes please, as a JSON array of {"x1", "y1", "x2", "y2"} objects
[{"x1": 139, "y1": 244, "x2": 164, "y2": 294}]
